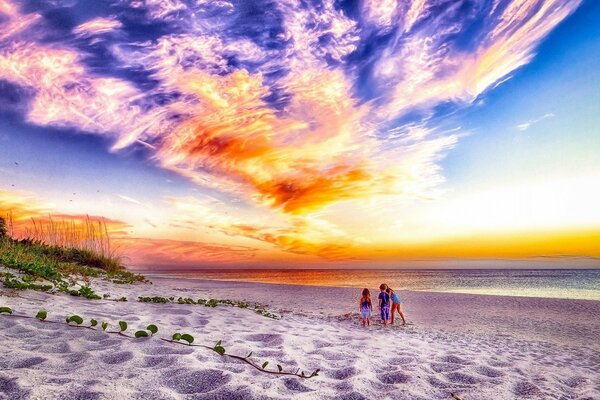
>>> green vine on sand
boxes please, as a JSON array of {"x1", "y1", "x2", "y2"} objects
[
  {"x1": 138, "y1": 296, "x2": 281, "y2": 320},
  {"x1": 0, "y1": 307, "x2": 318, "y2": 380}
]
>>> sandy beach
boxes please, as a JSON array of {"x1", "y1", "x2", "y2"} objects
[{"x1": 1, "y1": 275, "x2": 599, "y2": 400}]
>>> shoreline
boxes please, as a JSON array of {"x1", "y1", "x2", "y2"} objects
[{"x1": 144, "y1": 273, "x2": 600, "y2": 302}]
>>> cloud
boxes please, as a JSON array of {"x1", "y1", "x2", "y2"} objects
[
  {"x1": 375, "y1": 0, "x2": 581, "y2": 119},
  {"x1": 516, "y1": 113, "x2": 555, "y2": 131},
  {"x1": 116, "y1": 194, "x2": 142, "y2": 205},
  {"x1": 0, "y1": 0, "x2": 583, "y2": 258},
  {"x1": 120, "y1": 237, "x2": 258, "y2": 268},
  {"x1": 73, "y1": 17, "x2": 122, "y2": 37}
]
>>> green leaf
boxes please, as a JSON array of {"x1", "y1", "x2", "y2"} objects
[
  {"x1": 277, "y1": 364, "x2": 282, "y2": 372},
  {"x1": 262, "y1": 361, "x2": 269, "y2": 369},
  {"x1": 118, "y1": 320, "x2": 127, "y2": 331},
  {"x1": 246, "y1": 352, "x2": 252, "y2": 358},
  {"x1": 35, "y1": 310, "x2": 47, "y2": 321},
  {"x1": 172, "y1": 333, "x2": 182, "y2": 341},
  {"x1": 66, "y1": 315, "x2": 83, "y2": 325},
  {"x1": 135, "y1": 330, "x2": 149, "y2": 338},
  {"x1": 146, "y1": 324, "x2": 158, "y2": 335},
  {"x1": 0, "y1": 307, "x2": 12, "y2": 315},
  {"x1": 90, "y1": 319, "x2": 98, "y2": 327},
  {"x1": 101, "y1": 322, "x2": 108, "y2": 331},
  {"x1": 180, "y1": 334, "x2": 194, "y2": 344},
  {"x1": 214, "y1": 345, "x2": 225, "y2": 355}
]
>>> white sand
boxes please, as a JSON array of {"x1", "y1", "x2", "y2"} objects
[{"x1": 1, "y1": 275, "x2": 599, "y2": 399}]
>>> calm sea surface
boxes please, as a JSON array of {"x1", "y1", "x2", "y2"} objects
[{"x1": 161, "y1": 269, "x2": 600, "y2": 301}]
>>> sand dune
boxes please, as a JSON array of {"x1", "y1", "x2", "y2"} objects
[{"x1": 1, "y1": 277, "x2": 599, "y2": 399}]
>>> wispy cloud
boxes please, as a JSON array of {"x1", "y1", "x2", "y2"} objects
[
  {"x1": 0, "y1": 0, "x2": 583, "y2": 258},
  {"x1": 516, "y1": 113, "x2": 556, "y2": 131},
  {"x1": 116, "y1": 194, "x2": 142, "y2": 205}
]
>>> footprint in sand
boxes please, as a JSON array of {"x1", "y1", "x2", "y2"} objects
[
  {"x1": 326, "y1": 366, "x2": 357, "y2": 380},
  {"x1": 475, "y1": 365, "x2": 505, "y2": 378},
  {"x1": 428, "y1": 375, "x2": 451, "y2": 389},
  {"x1": 444, "y1": 372, "x2": 479, "y2": 385},
  {"x1": 39, "y1": 341, "x2": 72, "y2": 354},
  {"x1": 331, "y1": 391, "x2": 368, "y2": 400},
  {"x1": 283, "y1": 377, "x2": 313, "y2": 392},
  {"x1": 56, "y1": 389, "x2": 102, "y2": 400},
  {"x1": 563, "y1": 376, "x2": 589, "y2": 389},
  {"x1": 142, "y1": 355, "x2": 177, "y2": 368},
  {"x1": 378, "y1": 371, "x2": 411, "y2": 384},
  {"x1": 390, "y1": 356, "x2": 415, "y2": 365},
  {"x1": 243, "y1": 333, "x2": 284, "y2": 347},
  {"x1": 438, "y1": 355, "x2": 471, "y2": 365},
  {"x1": 513, "y1": 381, "x2": 543, "y2": 397},
  {"x1": 100, "y1": 350, "x2": 134, "y2": 365},
  {"x1": 163, "y1": 368, "x2": 231, "y2": 394},
  {"x1": 143, "y1": 345, "x2": 194, "y2": 356},
  {"x1": 192, "y1": 388, "x2": 256, "y2": 400},
  {"x1": 6, "y1": 356, "x2": 47, "y2": 369},
  {"x1": 429, "y1": 362, "x2": 462, "y2": 373},
  {"x1": 164, "y1": 308, "x2": 193, "y2": 316},
  {"x1": 0, "y1": 375, "x2": 30, "y2": 400}
]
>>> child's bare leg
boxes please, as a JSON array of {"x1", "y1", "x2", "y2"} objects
[
  {"x1": 390, "y1": 304, "x2": 396, "y2": 325},
  {"x1": 398, "y1": 305, "x2": 407, "y2": 325}
]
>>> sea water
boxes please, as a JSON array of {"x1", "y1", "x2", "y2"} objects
[{"x1": 165, "y1": 269, "x2": 600, "y2": 301}]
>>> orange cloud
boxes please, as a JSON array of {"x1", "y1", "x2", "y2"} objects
[{"x1": 120, "y1": 237, "x2": 257, "y2": 268}]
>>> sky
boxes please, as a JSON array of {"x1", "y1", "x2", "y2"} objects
[{"x1": 0, "y1": 0, "x2": 599, "y2": 270}]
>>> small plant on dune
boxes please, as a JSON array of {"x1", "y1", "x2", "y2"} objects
[
  {"x1": 181, "y1": 333, "x2": 194, "y2": 344},
  {"x1": 147, "y1": 324, "x2": 158, "y2": 335},
  {"x1": 138, "y1": 296, "x2": 171, "y2": 303},
  {"x1": 90, "y1": 319, "x2": 98, "y2": 327},
  {"x1": 118, "y1": 320, "x2": 127, "y2": 332},
  {"x1": 172, "y1": 332, "x2": 194, "y2": 345},
  {"x1": 134, "y1": 330, "x2": 149, "y2": 338},
  {"x1": 77, "y1": 285, "x2": 102, "y2": 300},
  {"x1": 213, "y1": 340, "x2": 225, "y2": 355},
  {"x1": 101, "y1": 322, "x2": 108, "y2": 331},
  {"x1": 66, "y1": 315, "x2": 83, "y2": 325},
  {"x1": 0, "y1": 306, "x2": 12, "y2": 314},
  {"x1": 1, "y1": 272, "x2": 53, "y2": 292},
  {"x1": 35, "y1": 310, "x2": 47, "y2": 321},
  {"x1": 137, "y1": 295, "x2": 279, "y2": 319}
]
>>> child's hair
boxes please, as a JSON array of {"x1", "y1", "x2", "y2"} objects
[
  {"x1": 362, "y1": 288, "x2": 370, "y2": 297},
  {"x1": 379, "y1": 283, "x2": 387, "y2": 291},
  {"x1": 386, "y1": 287, "x2": 393, "y2": 293}
]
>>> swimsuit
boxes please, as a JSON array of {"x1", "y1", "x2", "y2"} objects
[
  {"x1": 391, "y1": 292, "x2": 401, "y2": 304},
  {"x1": 360, "y1": 299, "x2": 371, "y2": 318}
]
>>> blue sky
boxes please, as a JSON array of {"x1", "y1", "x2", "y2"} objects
[{"x1": 1, "y1": 0, "x2": 599, "y2": 268}]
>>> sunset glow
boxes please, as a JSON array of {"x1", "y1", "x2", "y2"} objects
[{"x1": 1, "y1": 0, "x2": 599, "y2": 269}]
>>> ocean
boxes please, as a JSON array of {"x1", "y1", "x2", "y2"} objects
[{"x1": 160, "y1": 268, "x2": 600, "y2": 301}]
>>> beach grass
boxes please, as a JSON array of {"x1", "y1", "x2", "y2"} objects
[{"x1": 0, "y1": 215, "x2": 145, "y2": 292}]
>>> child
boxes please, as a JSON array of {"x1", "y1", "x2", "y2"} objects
[
  {"x1": 359, "y1": 288, "x2": 373, "y2": 326},
  {"x1": 378, "y1": 283, "x2": 390, "y2": 326},
  {"x1": 387, "y1": 287, "x2": 407, "y2": 326}
]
